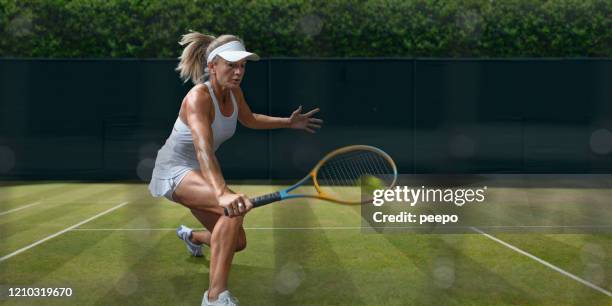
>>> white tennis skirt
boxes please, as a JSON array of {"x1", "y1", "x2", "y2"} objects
[{"x1": 148, "y1": 169, "x2": 193, "y2": 202}]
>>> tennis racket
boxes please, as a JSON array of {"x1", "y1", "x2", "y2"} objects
[{"x1": 224, "y1": 145, "x2": 398, "y2": 216}]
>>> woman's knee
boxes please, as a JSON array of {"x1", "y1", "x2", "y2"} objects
[
  {"x1": 212, "y1": 218, "x2": 247, "y2": 251},
  {"x1": 213, "y1": 215, "x2": 244, "y2": 234}
]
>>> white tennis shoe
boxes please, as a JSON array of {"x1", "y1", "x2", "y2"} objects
[
  {"x1": 176, "y1": 225, "x2": 203, "y2": 257},
  {"x1": 202, "y1": 290, "x2": 239, "y2": 306}
]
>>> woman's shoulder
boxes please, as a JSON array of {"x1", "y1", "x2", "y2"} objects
[
  {"x1": 185, "y1": 84, "x2": 213, "y2": 105},
  {"x1": 181, "y1": 84, "x2": 214, "y2": 116},
  {"x1": 191, "y1": 83, "x2": 212, "y2": 98}
]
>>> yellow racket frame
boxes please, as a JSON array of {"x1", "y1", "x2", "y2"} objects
[{"x1": 307, "y1": 145, "x2": 398, "y2": 204}]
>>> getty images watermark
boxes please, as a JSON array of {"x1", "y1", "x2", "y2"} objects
[
  {"x1": 371, "y1": 185, "x2": 487, "y2": 207},
  {"x1": 366, "y1": 185, "x2": 488, "y2": 227},
  {"x1": 361, "y1": 174, "x2": 612, "y2": 234}
]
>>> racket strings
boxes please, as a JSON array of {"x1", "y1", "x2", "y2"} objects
[{"x1": 317, "y1": 150, "x2": 395, "y2": 189}]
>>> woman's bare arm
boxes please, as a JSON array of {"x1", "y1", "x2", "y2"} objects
[
  {"x1": 235, "y1": 87, "x2": 322, "y2": 132},
  {"x1": 185, "y1": 87, "x2": 227, "y2": 197}
]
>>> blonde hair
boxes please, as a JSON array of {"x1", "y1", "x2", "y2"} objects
[{"x1": 176, "y1": 31, "x2": 245, "y2": 84}]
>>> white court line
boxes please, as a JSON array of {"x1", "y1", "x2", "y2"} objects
[
  {"x1": 471, "y1": 227, "x2": 611, "y2": 297},
  {"x1": 0, "y1": 202, "x2": 41, "y2": 216},
  {"x1": 0, "y1": 201, "x2": 129, "y2": 262}
]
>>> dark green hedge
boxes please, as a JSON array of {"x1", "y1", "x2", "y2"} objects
[{"x1": 1, "y1": 0, "x2": 610, "y2": 58}]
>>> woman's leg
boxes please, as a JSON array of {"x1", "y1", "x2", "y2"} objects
[
  {"x1": 189, "y1": 208, "x2": 247, "y2": 252},
  {"x1": 172, "y1": 170, "x2": 246, "y2": 300}
]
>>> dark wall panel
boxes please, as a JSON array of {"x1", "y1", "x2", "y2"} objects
[
  {"x1": 414, "y1": 60, "x2": 611, "y2": 174},
  {"x1": 414, "y1": 61, "x2": 523, "y2": 173},
  {"x1": 0, "y1": 59, "x2": 610, "y2": 180},
  {"x1": 268, "y1": 59, "x2": 414, "y2": 179}
]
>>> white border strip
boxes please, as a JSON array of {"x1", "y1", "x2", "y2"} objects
[
  {"x1": 471, "y1": 227, "x2": 611, "y2": 297},
  {"x1": 69, "y1": 224, "x2": 612, "y2": 231},
  {"x1": 71, "y1": 226, "x2": 365, "y2": 231},
  {"x1": 72, "y1": 228, "x2": 178, "y2": 231},
  {"x1": 0, "y1": 201, "x2": 129, "y2": 262},
  {"x1": 0, "y1": 202, "x2": 41, "y2": 216}
]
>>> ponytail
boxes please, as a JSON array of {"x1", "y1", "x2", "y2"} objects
[{"x1": 176, "y1": 31, "x2": 215, "y2": 84}]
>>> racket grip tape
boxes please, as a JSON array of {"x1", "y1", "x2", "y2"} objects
[{"x1": 223, "y1": 191, "x2": 282, "y2": 216}]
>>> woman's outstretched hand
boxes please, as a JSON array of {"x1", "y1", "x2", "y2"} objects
[{"x1": 289, "y1": 106, "x2": 323, "y2": 133}]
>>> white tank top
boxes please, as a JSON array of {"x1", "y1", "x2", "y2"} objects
[{"x1": 151, "y1": 81, "x2": 238, "y2": 179}]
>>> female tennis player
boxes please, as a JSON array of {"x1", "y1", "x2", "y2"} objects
[{"x1": 148, "y1": 32, "x2": 322, "y2": 306}]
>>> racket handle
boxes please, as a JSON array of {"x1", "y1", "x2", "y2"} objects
[{"x1": 223, "y1": 192, "x2": 282, "y2": 216}]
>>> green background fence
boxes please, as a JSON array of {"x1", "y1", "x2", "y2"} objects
[{"x1": 0, "y1": 59, "x2": 610, "y2": 180}]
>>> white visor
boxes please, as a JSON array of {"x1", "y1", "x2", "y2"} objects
[{"x1": 207, "y1": 41, "x2": 260, "y2": 64}]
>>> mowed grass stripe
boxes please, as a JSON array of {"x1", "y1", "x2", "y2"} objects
[
  {"x1": 0, "y1": 182, "x2": 133, "y2": 210},
  {"x1": 465, "y1": 230, "x2": 611, "y2": 304},
  {"x1": 0, "y1": 187, "x2": 155, "y2": 289},
  {"x1": 482, "y1": 232, "x2": 611, "y2": 299},
  {"x1": 495, "y1": 233, "x2": 611, "y2": 279},
  {"x1": 0, "y1": 183, "x2": 127, "y2": 222},
  {"x1": 270, "y1": 198, "x2": 366, "y2": 305},
  {"x1": 0, "y1": 185, "x2": 128, "y2": 252},
  {"x1": 34, "y1": 186, "x2": 231, "y2": 306},
  {"x1": 349, "y1": 205, "x2": 544, "y2": 304},
  {"x1": 87, "y1": 230, "x2": 210, "y2": 305},
  {"x1": 350, "y1": 201, "x2": 596, "y2": 305},
  {"x1": 484, "y1": 184, "x2": 612, "y2": 271},
  {"x1": 0, "y1": 201, "x2": 128, "y2": 263},
  {"x1": 322, "y1": 230, "x2": 431, "y2": 306},
  {"x1": 0, "y1": 184, "x2": 119, "y2": 229},
  {"x1": 49, "y1": 230, "x2": 192, "y2": 305},
  {"x1": 0, "y1": 201, "x2": 41, "y2": 216},
  {"x1": 81, "y1": 197, "x2": 188, "y2": 230},
  {"x1": 352, "y1": 185, "x2": 612, "y2": 304},
  {"x1": 0, "y1": 182, "x2": 70, "y2": 203},
  {"x1": 0, "y1": 183, "x2": 75, "y2": 212},
  {"x1": 338, "y1": 197, "x2": 460, "y2": 304},
  {"x1": 320, "y1": 198, "x2": 439, "y2": 305},
  {"x1": 544, "y1": 233, "x2": 612, "y2": 250},
  {"x1": 0, "y1": 230, "x2": 184, "y2": 305},
  {"x1": 380, "y1": 232, "x2": 542, "y2": 305},
  {"x1": 0, "y1": 183, "x2": 129, "y2": 226},
  {"x1": 467, "y1": 187, "x2": 612, "y2": 229}
]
